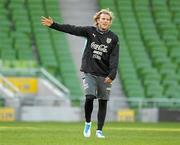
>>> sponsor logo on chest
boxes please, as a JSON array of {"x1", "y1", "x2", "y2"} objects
[{"x1": 91, "y1": 42, "x2": 108, "y2": 60}]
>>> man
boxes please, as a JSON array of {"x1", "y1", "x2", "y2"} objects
[{"x1": 41, "y1": 9, "x2": 119, "y2": 138}]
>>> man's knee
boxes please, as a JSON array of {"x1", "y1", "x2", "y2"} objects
[
  {"x1": 86, "y1": 95, "x2": 96, "y2": 100},
  {"x1": 98, "y1": 99, "x2": 107, "y2": 107}
]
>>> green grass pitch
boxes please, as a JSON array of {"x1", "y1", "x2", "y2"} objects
[{"x1": 0, "y1": 122, "x2": 180, "y2": 145}]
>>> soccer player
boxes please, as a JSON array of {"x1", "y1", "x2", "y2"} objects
[{"x1": 41, "y1": 9, "x2": 119, "y2": 138}]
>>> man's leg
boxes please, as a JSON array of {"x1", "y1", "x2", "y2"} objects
[
  {"x1": 84, "y1": 95, "x2": 94, "y2": 122},
  {"x1": 96, "y1": 99, "x2": 107, "y2": 138},
  {"x1": 82, "y1": 73, "x2": 97, "y2": 137},
  {"x1": 95, "y1": 76, "x2": 111, "y2": 138},
  {"x1": 97, "y1": 99, "x2": 107, "y2": 130},
  {"x1": 83, "y1": 95, "x2": 95, "y2": 138}
]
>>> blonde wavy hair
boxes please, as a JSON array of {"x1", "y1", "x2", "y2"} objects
[{"x1": 93, "y1": 9, "x2": 114, "y2": 27}]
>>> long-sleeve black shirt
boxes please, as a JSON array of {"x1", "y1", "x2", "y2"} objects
[{"x1": 49, "y1": 23, "x2": 119, "y2": 80}]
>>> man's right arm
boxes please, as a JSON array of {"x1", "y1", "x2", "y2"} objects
[
  {"x1": 49, "y1": 22, "x2": 89, "y2": 37},
  {"x1": 41, "y1": 16, "x2": 88, "y2": 37}
]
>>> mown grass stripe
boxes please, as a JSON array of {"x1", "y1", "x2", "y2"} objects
[{"x1": 106, "y1": 127, "x2": 180, "y2": 132}]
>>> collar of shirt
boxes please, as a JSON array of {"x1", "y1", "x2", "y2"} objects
[{"x1": 96, "y1": 27, "x2": 109, "y2": 35}]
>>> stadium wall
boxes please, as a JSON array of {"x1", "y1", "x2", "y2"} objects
[{"x1": 20, "y1": 106, "x2": 81, "y2": 122}]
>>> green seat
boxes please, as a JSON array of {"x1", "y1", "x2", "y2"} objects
[
  {"x1": 169, "y1": 0, "x2": 180, "y2": 12},
  {"x1": 152, "y1": 56, "x2": 170, "y2": 69},
  {"x1": 164, "y1": 85, "x2": 180, "y2": 98},
  {"x1": 1, "y1": 49, "x2": 16, "y2": 60},
  {"x1": 145, "y1": 83, "x2": 163, "y2": 98},
  {"x1": 169, "y1": 47, "x2": 180, "y2": 63}
]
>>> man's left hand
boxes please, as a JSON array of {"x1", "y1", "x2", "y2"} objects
[{"x1": 104, "y1": 77, "x2": 112, "y2": 84}]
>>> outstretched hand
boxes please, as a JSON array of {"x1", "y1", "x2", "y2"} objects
[{"x1": 41, "y1": 16, "x2": 53, "y2": 26}]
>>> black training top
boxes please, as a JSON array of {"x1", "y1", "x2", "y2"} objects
[{"x1": 49, "y1": 23, "x2": 119, "y2": 80}]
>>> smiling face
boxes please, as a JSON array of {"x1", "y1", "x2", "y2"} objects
[{"x1": 97, "y1": 13, "x2": 112, "y2": 31}]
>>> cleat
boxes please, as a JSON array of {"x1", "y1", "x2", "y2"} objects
[
  {"x1": 96, "y1": 130, "x2": 105, "y2": 138},
  {"x1": 83, "y1": 122, "x2": 91, "y2": 138}
]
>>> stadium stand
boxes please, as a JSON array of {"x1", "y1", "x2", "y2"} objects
[
  {"x1": 0, "y1": 0, "x2": 179, "y2": 108},
  {"x1": 0, "y1": 0, "x2": 83, "y2": 102},
  {"x1": 99, "y1": 0, "x2": 180, "y2": 108},
  {"x1": 43, "y1": 0, "x2": 83, "y2": 101}
]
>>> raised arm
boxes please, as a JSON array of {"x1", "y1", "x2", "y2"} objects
[{"x1": 41, "y1": 16, "x2": 89, "y2": 37}]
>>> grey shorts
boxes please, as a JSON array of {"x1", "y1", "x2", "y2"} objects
[{"x1": 82, "y1": 73, "x2": 112, "y2": 100}]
